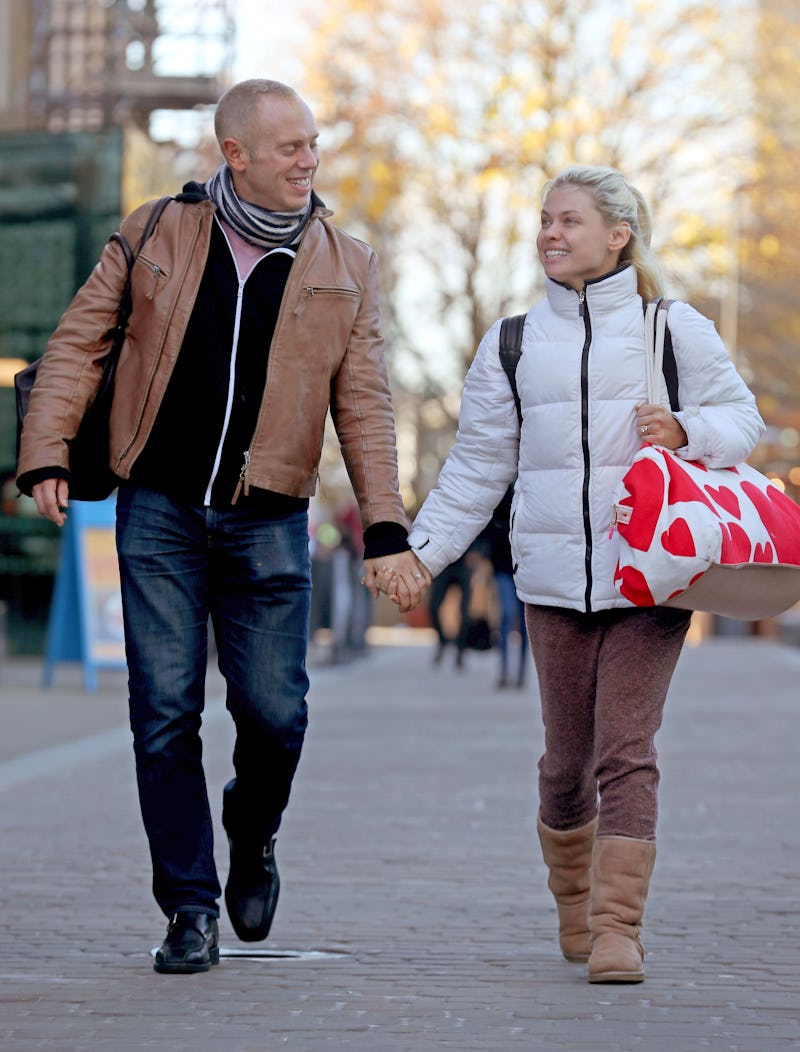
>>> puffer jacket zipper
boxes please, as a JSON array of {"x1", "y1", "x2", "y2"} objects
[{"x1": 579, "y1": 288, "x2": 594, "y2": 612}]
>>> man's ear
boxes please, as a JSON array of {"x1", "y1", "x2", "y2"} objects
[{"x1": 221, "y1": 137, "x2": 247, "y2": 171}]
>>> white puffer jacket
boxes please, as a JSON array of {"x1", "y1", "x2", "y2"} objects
[{"x1": 408, "y1": 264, "x2": 765, "y2": 612}]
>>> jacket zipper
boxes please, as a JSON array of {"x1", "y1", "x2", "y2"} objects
[
  {"x1": 303, "y1": 285, "x2": 359, "y2": 298},
  {"x1": 206, "y1": 274, "x2": 246, "y2": 505},
  {"x1": 579, "y1": 291, "x2": 593, "y2": 612},
  {"x1": 231, "y1": 226, "x2": 319, "y2": 505},
  {"x1": 137, "y1": 255, "x2": 168, "y2": 299},
  {"x1": 231, "y1": 449, "x2": 251, "y2": 504}
]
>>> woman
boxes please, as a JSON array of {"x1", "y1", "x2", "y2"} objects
[{"x1": 381, "y1": 166, "x2": 764, "y2": 982}]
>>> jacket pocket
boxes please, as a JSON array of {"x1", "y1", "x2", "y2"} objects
[
  {"x1": 303, "y1": 284, "x2": 360, "y2": 299},
  {"x1": 294, "y1": 286, "x2": 362, "y2": 368},
  {"x1": 136, "y1": 254, "x2": 170, "y2": 300}
]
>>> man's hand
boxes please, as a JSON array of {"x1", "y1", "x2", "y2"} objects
[
  {"x1": 32, "y1": 478, "x2": 70, "y2": 527},
  {"x1": 362, "y1": 550, "x2": 431, "y2": 614}
]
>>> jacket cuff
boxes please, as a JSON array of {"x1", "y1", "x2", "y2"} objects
[
  {"x1": 363, "y1": 521, "x2": 410, "y2": 560},
  {"x1": 15, "y1": 467, "x2": 69, "y2": 499}
]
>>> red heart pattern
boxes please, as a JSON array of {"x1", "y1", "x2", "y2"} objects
[
  {"x1": 705, "y1": 485, "x2": 741, "y2": 519},
  {"x1": 612, "y1": 446, "x2": 800, "y2": 607},
  {"x1": 618, "y1": 458, "x2": 665, "y2": 551},
  {"x1": 660, "y1": 518, "x2": 696, "y2": 557}
]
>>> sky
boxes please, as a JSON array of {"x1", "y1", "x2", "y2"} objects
[
  {"x1": 149, "y1": 0, "x2": 309, "y2": 142},
  {"x1": 232, "y1": 0, "x2": 310, "y2": 82}
]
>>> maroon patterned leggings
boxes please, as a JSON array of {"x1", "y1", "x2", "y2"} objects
[{"x1": 525, "y1": 604, "x2": 691, "y2": 840}]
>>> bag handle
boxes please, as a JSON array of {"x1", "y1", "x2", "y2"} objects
[
  {"x1": 644, "y1": 297, "x2": 671, "y2": 405},
  {"x1": 103, "y1": 195, "x2": 173, "y2": 350}
]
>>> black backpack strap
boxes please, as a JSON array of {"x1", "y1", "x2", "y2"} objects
[
  {"x1": 106, "y1": 195, "x2": 173, "y2": 343},
  {"x1": 499, "y1": 313, "x2": 526, "y2": 427},
  {"x1": 135, "y1": 194, "x2": 173, "y2": 253},
  {"x1": 646, "y1": 296, "x2": 679, "y2": 412},
  {"x1": 15, "y1": 196, "x2": 175, "y2": 482},
  {"x1": 659, "y1": 300, "x2": 679, "y2": 413}
]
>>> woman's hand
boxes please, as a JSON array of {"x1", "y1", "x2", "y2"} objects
[
  {"x1": 362, "y1": 551, "x2": 432, "y2": 613},
  {"x1": 635, "y1": 403, "x2": 687, "y2": 451}
]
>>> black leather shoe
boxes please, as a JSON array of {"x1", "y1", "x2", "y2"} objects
[
  {"x1": 225, "y1": 836, "x2": 280, "y2": 942},
  {"x1": 154, "y1": 911, "x2": 220, "y2": 974}
]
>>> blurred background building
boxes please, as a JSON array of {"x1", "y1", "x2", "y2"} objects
[{"x1": 0, "y1": 0, "x2": 233, "y2": 652}]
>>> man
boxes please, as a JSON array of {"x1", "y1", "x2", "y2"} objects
[{"x1": 17, "y1": 80, "x2": 429, "y2": 973}]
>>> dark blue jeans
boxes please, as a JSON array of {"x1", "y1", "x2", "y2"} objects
[
  {"x1": 116, "y1": 486, "x2": 311, "y2": 918},
  {"x1": 495, "y1": 571, "x2": 528, "y2": 684}
]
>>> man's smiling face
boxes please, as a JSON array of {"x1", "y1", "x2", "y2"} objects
[{"x1": 228, "y1": 94, "x2": 319, "y2": 212}]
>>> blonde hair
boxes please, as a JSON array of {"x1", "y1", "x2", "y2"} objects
[
  {"x1": 542, "y1": 165, "x2": 665, "y2": 300},
  {"x1": 214, "y1": 79, "x2": 300, "y2": 155}
]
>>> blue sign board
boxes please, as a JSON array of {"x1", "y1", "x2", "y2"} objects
[{"x1": 43, "y1": 495, "x2": 126, "y2": 691}]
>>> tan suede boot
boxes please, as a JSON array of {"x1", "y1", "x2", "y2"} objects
[
  {"x1": 537, "y1": 817, "x2": 597, "y2": 963},
  {"x1": 587, "y1": 835, "x2": 656, "y2": 983}
]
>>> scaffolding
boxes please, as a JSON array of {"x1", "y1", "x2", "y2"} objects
[{"x1": 26, "y1": 0, "x2": 234, "y2": 132}]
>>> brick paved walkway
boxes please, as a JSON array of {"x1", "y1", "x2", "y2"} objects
[{"x1": 0, "y1": 632, "x2": 798, "y2": 1051}]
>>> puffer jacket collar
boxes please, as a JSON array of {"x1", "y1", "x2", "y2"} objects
[{"x1": 545, "y1": 262, "x2": 637, "y2": 318}]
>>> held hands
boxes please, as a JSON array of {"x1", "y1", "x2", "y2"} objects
[
  {"x1": 362, "y1": 550, "x2": 432, "y2": 614},
  {"x1": 635, "y1": 404, "x2": 688, "y2": 451}
]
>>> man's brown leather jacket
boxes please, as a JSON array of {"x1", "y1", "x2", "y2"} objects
[{"x1": 17, "y1": 197, "x2": 407, "y2": 531}]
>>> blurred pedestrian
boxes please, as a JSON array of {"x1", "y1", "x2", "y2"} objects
[
  {"x1": 330, "y1": 499, "x2": 373, "y2": 663},
  {"x1": 483, "y1": 486, "x2": 527, "y2": 689},
  {"x1": 427, "y1": 551, "x2": 473, "y2": 669}
]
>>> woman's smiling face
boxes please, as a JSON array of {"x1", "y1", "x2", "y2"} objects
[{"x1": 536, "y1": 185, "x2": 630, "y2": 290}]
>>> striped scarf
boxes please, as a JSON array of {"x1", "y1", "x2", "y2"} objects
[{"x1": 205, "y1": 164, "x2": 311, "y2": 250}]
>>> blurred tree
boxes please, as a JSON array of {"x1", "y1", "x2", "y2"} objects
[
  {"x1": 301, "y1": 0, "x2": 752, "y2": 502},
  {"x1": 123, "y1": 120, "x2": 222, "y2": 212},
  {"x1": 734, "y1": 1, "x2": 800, "y2": 494}
]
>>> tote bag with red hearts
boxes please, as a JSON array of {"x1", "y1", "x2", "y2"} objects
[{"x1": 610, "y1": 300, "x2": 800, "y2": 620}]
